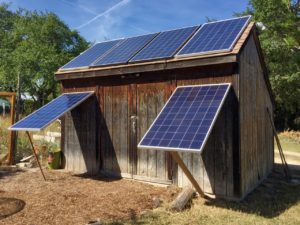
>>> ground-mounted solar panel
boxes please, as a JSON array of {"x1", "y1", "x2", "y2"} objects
[
  {"x1": 60, "y1": 40, "x2": 123, "y2": 70},
  {"x1": 177, "y1": 16, "x2": 251, "y2": 57},
  {"x1": 130, "y1": 26, "x2": 199, "y2": 63},
  {"x1": 93, "y1": 33, "x2": 158, "y2": 66},
  {"x1": 138, "y1": 83, "x2": 231, "y2": 153},
  {"x1": 9, "y1": 92, "x2": 93, "y2": 131}
]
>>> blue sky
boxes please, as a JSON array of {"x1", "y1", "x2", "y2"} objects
[{"x1": 1, "y1": 0, "x2": 249, "y2": 42}]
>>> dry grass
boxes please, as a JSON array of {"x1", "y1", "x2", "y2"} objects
[
  {"x1": 0, "y1": 116, "x2": 11, "y2": 156},
  {"x1": 276, "y1": 131, "x2": 300, "y2": 153},
  {"x1": 0, "y1": 169, "x2": 178, "y2": 225},
  {"x1": 279, "y1": 130, "x2": 300, "y2": 142},
  {"x1": 102, "y1": 167, "x2": 300, "y2": 225}
]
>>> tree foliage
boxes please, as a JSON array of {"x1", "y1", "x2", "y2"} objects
[
  {"x1": 0, "y1": 4, "x2": 89, "y2": 107},
  {"x1": 237, "y1": 0, "x2": 300, "y2": 130}
]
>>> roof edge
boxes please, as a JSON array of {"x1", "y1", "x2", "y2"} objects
[{"x1": 55, "y1": 54, "x2": 237, "y2": 81}]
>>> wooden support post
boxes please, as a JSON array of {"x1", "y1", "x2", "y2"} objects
[
  {"x1": 8, "y1": 94, "x2": 16, "y2": 164},
  {"x1": 26, "y1": 131, "x2": 46, "y2": 181},
  {"x1": 266, "y1": 108, "x2": 291, "y2": 180},
  {"x1": 170, "y1": 151, "x2": 204, "y2": 197},
  {"x1": 0, "y1": 92, "x2": 16, "y2": 165}
]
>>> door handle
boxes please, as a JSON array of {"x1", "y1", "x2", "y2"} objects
[{"x1": 131, "y1": 116, "x2": 137, "y2": 134}]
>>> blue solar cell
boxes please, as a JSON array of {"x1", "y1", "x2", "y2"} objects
[
  {"x1": 9, "y1": 92, "x2": 93, "y2": 131},
  {"x1": 138, "y1": 84, "x2": 231, "y2": 152},
  {"x1": 60, "y1": 40, "x2": 122, "y2": 70},
  {"x1": 130, "y1": 26, "x2": 198, "y2": 62},
  {"x1": 93, "y1": 33, "x2": 158, "y2": 66},
  {"x1": 177, "y1": 16, "x2": 251, "y2": 57}
]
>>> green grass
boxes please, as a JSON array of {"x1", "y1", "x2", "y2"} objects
[
  {"x1": 275, "y1": 131, "x2": 300, "y2": 153},
  {"x1": 101, "y1": 170, "x2": 300, "y2": 225}
]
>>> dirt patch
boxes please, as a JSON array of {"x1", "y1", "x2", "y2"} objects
[
  {"x1": 0, "y1": 169, "x2": 178, "y2": 225},
  {"x1": 0, "y1": 197, "x2": 25, "y2": 219}
]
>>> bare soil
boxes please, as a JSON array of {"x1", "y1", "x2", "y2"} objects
[{"x1": 0, "y1": 169, "x2": 178, "y2": 225}]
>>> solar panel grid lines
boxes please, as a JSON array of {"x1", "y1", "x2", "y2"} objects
[
  {"x1": 130, "y1": 26, "x2": 199, "y2": 63},
  {"x1": 138, "y1": 83, "x2": 231, "y2": 153},
  {"x1": 60, "y1": 39, "x2": 123, "y2": 70},
  {"x1": 93, "y1": 33, "x2": 159, "y2": 66},
  {"x1": 9, "y1": 92, "x2": 94, "y2": 131},
  {"x1": 177, "y1": 16, "x2": 251, "y2": 58}
]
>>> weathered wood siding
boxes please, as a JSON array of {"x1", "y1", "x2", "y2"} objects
[
  {"x1": 172, "y1": 65, "x2": 239, "y2": 198},
  {"x1": 239, "y1": 35, "x2": 274, "y2": 198},
  {"x1": 99, "y1": 85, "x2": 131, "y2": 177},
  {"x1": 61, "y1": 64, "x2": 241, "y2": 199},
  {"x1": 134, "y1": 79, "x2": 174, "y2": 184},
  {"x1": 63, "y1": 96, "x2": 99, "y2": 174}
]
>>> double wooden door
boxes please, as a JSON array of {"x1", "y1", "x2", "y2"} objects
[{"x1": 99, "y1": 80, "x2": 174, "y2": 183}]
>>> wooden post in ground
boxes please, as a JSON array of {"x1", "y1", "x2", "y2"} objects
[
  {"x1": 0, "y1": 92, "x2": 16, "y2": 165},
  {"x1": 26, "y1": 131, "x2": 46, "y2": 181},
  {"x1": 170, "y1": 151, "x2": 204, "y2": 197},
  {"x1": 8, "y1": 94, "x2": 16, "y2": 164}
]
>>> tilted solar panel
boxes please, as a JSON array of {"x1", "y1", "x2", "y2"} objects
[
  {"x1": 60, "y1": 40, "x2": 123, "y2": 70},
  {"x1": 130, "y1": 26, "x2": 199, "y2": 63},
  {"x1": 177, "y1": 16, "x2": 251, "y2": 57},
  {"x1": 138, "y1": 84, "x2": 231, "y2": 153},
  {"x1": 93, "y1": 33, "x2": 158, "y2": 66},
  {"x1": 9, "y1": 92, "x2": 93, "y2": 131}
]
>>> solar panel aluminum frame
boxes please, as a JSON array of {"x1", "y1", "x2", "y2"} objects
[
  {"x1": 59, "y1": 39, "x2": 125, "y2": 71},
  {"x1": 129, "y1": 26, "x2": 200, "y2": 63},
  {"x1": 176, "y1": 16, "x2": 251, "y2": 58},
  {"x1": 8, "y1": 91, "x2": 94, "y2": 132},
  {"x1": 137, "y1": 83, "x2": 231, "y2": 153}
]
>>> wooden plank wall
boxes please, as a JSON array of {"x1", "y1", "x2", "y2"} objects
[
  {"x1": 100, "y1": 85, "x2": 130, "y2": 177},
  {"x1": 61, "y1": 83, "x2": 99, "y2": 174},
  {"x1": 173, "y1": 64, "x2": 239, "y2": 198},
  {"x1": 239, "y1": 35, "x2": 274, "y2": 198},
  {"x1": 63, "y1": 97, "x2": 99, "y2": 174},
  {"x1": 61, "y1": 64, "x2": 241, "y2": 199},
  {"x1": 135, "y1": 80, "x2": 173, "y2": 183}
]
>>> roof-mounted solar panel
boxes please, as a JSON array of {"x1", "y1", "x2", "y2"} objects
[
  {"x1": 130, "y1": 26, "x2": 199, "y2": 63},
  {"x1": 177, "y1": 16, "x2": 251, "y2": 58},
  {"x1": 60, "y1": 39, "x2": 123, "y2": 70},
  {"x1": 9, "y1": 92, "x2": 93, "y2": 131},
  {"x1": 138, "y1": 83, "x2": 231, "y2": 153},
  {"x1": 92, "y1": 33, "x2": 158, "y2": 66}
]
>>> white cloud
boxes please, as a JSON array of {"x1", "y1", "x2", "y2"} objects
[
  {"x1": 60, "y1": 0, "x2": 98, "y2": 15},
  {"x1": 76, "y1": 0, "x2": 131, "y2": 30}
]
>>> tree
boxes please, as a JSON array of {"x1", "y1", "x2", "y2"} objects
[
  {"x1": 0, "y1": 4, "x2": 89, "y2": 108},
  {"x1": 237, "y1": 0, "x2": 300, "y2": 130}
]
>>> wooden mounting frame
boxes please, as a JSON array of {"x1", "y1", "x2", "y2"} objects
[
  {"x1": 26, "y1": 131, "x2": 46, "y2": 181},
  {"x1": 0, "y1": 92, "x2": 16, "y2": 164},
  {"x1": 170, "y1": 151, "x2": 204, "y2": 196}
]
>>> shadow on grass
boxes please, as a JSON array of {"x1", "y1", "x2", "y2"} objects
[
  {"x1": 72, "y1": 172, "x2": 122, "y2": 183},
  {"x1": 205, "y1": 164, "x2": 300, "y2": 218}
]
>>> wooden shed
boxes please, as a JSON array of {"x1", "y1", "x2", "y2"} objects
[{"x1": 55, "y1": 18, "x2": 274, "y2": 200}]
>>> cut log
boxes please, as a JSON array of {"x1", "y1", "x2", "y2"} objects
[{"x1": 169, "y1": 186, "x2": 196, "y2": 211}]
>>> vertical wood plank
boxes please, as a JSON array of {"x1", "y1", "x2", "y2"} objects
[
  {"x1": 137, "y1": 84, "x2": 148, "y2": 177},
  {"x1": 104, "y1": 86, "x2": 113, "y2": 172}
]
